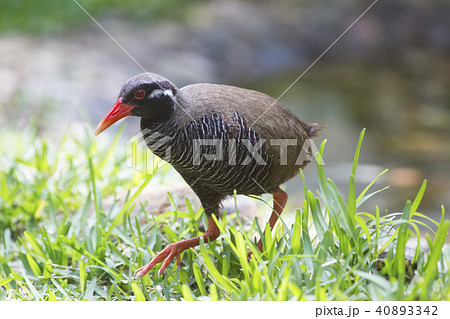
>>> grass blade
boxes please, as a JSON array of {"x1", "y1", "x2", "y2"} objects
[
  {"x1": 351, "y1": 128, "x2": 366, "y2": 177},
  {"x1": 131, "y1": 283, "x2": 146, "y2": 301}
]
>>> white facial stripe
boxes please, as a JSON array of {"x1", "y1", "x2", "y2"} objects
[
  {"x1": 149, "y1": 89, "x2": 174, "y2": 99},
  {"x1": 149, "y1": 89, "x2": 163, "y2": 99},
  {"x1": 164, "y1": 89, "x2": 174, "y2": 98}
]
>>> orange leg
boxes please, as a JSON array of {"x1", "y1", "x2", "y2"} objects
[
  {"x1": 135, "y1": 218, "x2": 220, "y2": 277},
  {"x1": 253, "y1": 189, "x2": 288, "y2": 254}
]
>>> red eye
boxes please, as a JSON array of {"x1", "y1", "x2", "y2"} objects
[{"x1": 135, "y1": 90, "x2": 145, "y2": 99}]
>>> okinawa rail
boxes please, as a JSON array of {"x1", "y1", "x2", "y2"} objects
[{"x1": 95, "y1": 73, "x2": 323, "y2": 277}]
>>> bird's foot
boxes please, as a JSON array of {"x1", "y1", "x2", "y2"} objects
[
  {"x1": 134, "y1": 242, "x2": 184, "y2": 277},
  {"x1": 134, "y1": 219, "x2": 219, "y2": 277}
]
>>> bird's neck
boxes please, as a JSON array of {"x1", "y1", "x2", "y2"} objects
[{"x1": 140, "y1": 114, "x2": 179, "y2": 138}]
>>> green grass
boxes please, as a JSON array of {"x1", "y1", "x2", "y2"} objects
[
  {"x1": 0, "y1": 0, "x2": 206, "y2": 34},
  {"x1": 0, "y1": 128, "x2": 449, "y2": 300}
]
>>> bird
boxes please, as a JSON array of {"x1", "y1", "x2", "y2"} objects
[{"x1": 95, "y1": 72, "x2": 323, "y2": 277}]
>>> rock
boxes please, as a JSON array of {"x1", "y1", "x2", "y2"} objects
[{"x1": 100, "y1": 184, "x2": 264, "y2": 221}]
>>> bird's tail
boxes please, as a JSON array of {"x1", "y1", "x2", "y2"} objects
[{"x1": 303, "y1": 122, "x2": 326, "y2": 137}]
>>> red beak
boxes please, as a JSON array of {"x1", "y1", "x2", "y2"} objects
[{"x1": 95, "y1": 98, "x2": 135, "y2": 135}]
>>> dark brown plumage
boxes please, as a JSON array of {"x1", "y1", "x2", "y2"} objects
[{"x1": 95, "y1": 72, "x2": 323, "y2": 276}]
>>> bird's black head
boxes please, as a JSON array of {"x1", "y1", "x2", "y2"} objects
[
  {"x1": 120, "y1": 73, "x2": 178, "y2": 118},
  {"x1": 95, "y1": 73, "x2": 178, "y2": 135}
]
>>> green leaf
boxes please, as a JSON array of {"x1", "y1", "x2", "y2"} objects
[
  {"x1": 308, "y1": 192, "x2": 326, "y2": 241},
  {"x1": 356, "y1": 169, "x2": 388, "y2": 204},
  {"x1": 10, "y1": 271, "x2": 23, "y2": 281},
  {"x1": 193, "y1": 262, "x2": 206, "y2": 295},
  {"x1": 351, "y1": 128, "x2": 365, "y2": 177},
  {"x1": 199, "y1": 239, "x2": 237, "y2": 294},
  {"x1": 0, "y1": 277, "x2": 13, "y2": 287},
  {"x1": 356, "y1": 186, "x2": 389, "y2": 208},
  {"x1": 131, "y1": 283, "x2": 146, "y2": 301},
  {"x1": 395, "y1": 201, "x2": 411, "y2": 298},
  {"x1": 316, "y1": 140, "x2": 328, "y2": 199},
  {"x1": 80, "y1": 260, "x2": 87, "y2": 293},
  {"x1": 107, "y1": 174, "x2": 153, "y2": 234},
  {"x1": 291, "y1": 208, "x2": 302, "y2": 254},
  {"x1": 83, "y1": 278, "x2": 97, "y2": 300},
  {"x1": 185, "y1": 198, "x2": 195, "y2": 219},
  {"x1": 23, "y1": 231, "x2": 46, "y2": 259},
  {"x1": 326, "y1": 179, "x2": 357, "y2": 243},
  {"x1": 299, "y1": 169, "x2": 308, "y2": 196},
  {"x1": 263, "y1": 222, "x2": 273, "y2": 257},
  {"x1": 277, "y1": 273, "x2": 290, "y2": 301},
  {"x1": 353, "y1": 270, "x2": 392, "y2": 291},
  {"x1": 421, "y1": 217, "x2": 449, "y2": 300},
  {"x1": 47, "y1": 290, "x2": 57, "y2": 301},
  {"x1": 51, "y1": 279, "x2": 72, "y2": 300},
  {"x1": 26, "y1": 254, "x2": 41, "y2": 277},
  {"x1": 355, "y1": 215, "x2": 371, "y2": 246},
  {"x1": 348, "y1": 174, "x2": 356, "y2": 212},
  {"x1": 23, "y1": 273, "x2": 42, "y2": 300},
  {"x1": 411, "y1": 180, "x2": 427, "y2": 214},
  {"x1": 235, "y1": 232, "x2": 251, "y2": 282},
  {"x1": 181, "y1": 284, "x2": 195, "y2": 301},
  {"x1": 163, "y1": 225, "x2": 179, "y2": 243},
  {"x1": 209, "y1": 283, "x2": 219, "y2": 301},
  {"x1": 59, "y1": 236, "x2": 118, "y2": 277}
]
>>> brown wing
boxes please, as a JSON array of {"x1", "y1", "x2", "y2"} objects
[
  {"x1": 176, "y1": 83, "x2": 312, "y2": 139},
  {"x1": 176, "y1": 83, "x2": 321, "y2": 185}
]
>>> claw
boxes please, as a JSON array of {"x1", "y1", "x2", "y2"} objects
[
  {"x1": 134, "y1": 242, "x2": 183, "y2": 277},
  {"x1": 134, "y1": 268, "x2": 147, "y2": 278},
  {"x1": 134, "y1": 218, "x2": 220, "y2": 277}
]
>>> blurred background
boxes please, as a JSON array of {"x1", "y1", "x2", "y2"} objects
[{"x1": 0, "y1": 0, "x2": 449, "y2": 225}]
